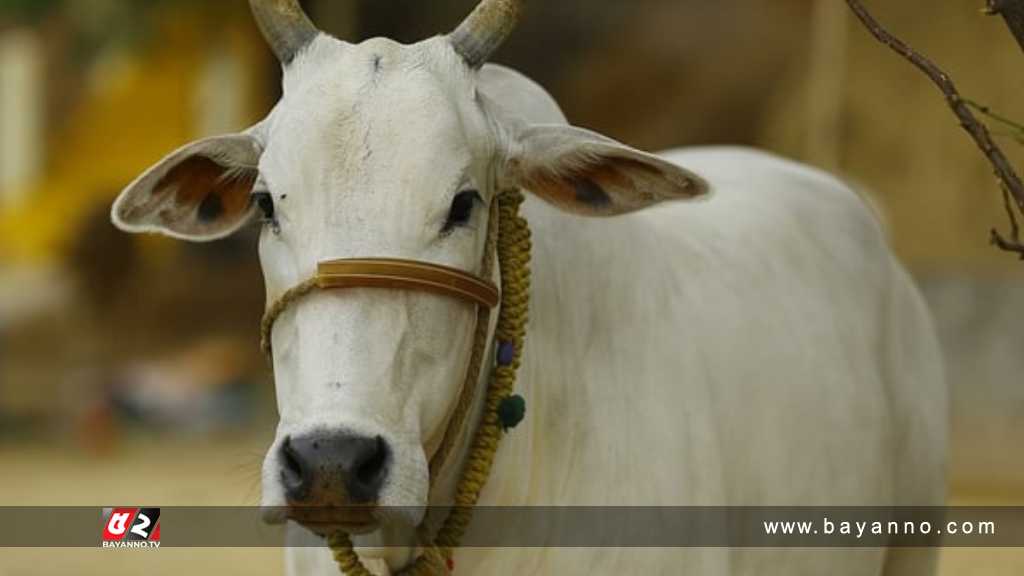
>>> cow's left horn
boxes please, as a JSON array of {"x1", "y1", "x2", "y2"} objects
[
  {"x1": 449, "y1": 0, "x2": 524, "y2": 69},
  {"x1": 249, "y1": 0, "x2": 320, "y2": 64}
]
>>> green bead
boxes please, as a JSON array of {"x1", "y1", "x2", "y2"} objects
[{"x1": 497, "y1": 395, "x2": 527, "y2": 432}]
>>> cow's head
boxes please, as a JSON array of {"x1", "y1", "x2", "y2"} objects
[{"x1": 111, "y1": 0, "x2": 707, "y2": 553}]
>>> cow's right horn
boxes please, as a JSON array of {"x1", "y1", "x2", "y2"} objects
[
  {"x1": 249, "y1": 0, "x2": 320, "y2": 64},
  {"x1": 450, "y1": 0, "x2": 524, "y2": 69}
]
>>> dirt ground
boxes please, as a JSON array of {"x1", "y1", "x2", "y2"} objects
[{"x1": 0, "y1": 433, "x2": 1020, "y2": 575}]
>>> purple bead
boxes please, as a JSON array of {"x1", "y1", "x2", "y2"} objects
[{"x1": 497, "y1": 341, "x2": 516, "y2": 366}]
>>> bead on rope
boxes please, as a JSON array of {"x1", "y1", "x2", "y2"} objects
[
  {"x1": 497, "y1": 394, "x2": 527, "y2": 432},
  {"x1": 496, "y1": 340, "x2": 515, "y2": 366}
]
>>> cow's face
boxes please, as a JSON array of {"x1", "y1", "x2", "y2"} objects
[
  {"x1": 110, "y1": 0, "x2": 707, "y2": 553},
  {"x1": 253, "y1": 35, "x2": 499, "y2": 528}
]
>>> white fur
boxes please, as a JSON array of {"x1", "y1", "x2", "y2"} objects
[{"x1": 112, "y1": 32, "x2": 947, "y2": 576}]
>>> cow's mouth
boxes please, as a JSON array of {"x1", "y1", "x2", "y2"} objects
[{"x1": 286, "y1": 506, "x2": 380, "y2": 536}]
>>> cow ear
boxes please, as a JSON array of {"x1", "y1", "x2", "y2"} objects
[
  {"x1": 501, "y1": 125, "x2": 708, "y2": 216},
  {"x1": 111, "y1": 134, "x2": 262, "y2": 241}
]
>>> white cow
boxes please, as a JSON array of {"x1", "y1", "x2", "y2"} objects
[{"x1": 111, "y1": 1, "x2": 947, "y2": 574}]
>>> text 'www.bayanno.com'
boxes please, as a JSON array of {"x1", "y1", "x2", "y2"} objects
[{"x1": 764, "y1": 517, "x2": 996, "y2": 540}]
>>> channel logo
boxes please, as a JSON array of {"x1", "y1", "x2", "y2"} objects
[{"x1": 101, "y1": 507, "x2": 161, "y2": 549}]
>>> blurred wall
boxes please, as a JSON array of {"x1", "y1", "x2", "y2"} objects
[
  {"x1": 5, "y1": 0, "x2": 1024, "y2": 270},
  {"x1": 0, "y1": 29, "x2": 43, "y2": 204}
]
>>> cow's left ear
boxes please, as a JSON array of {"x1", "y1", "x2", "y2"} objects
[
  {"x1": 501, "y1": 124, "x2": 708, "y2": 216},
  {"x1": 111, "y1": 133, "x2": 262, "y2": 241}
]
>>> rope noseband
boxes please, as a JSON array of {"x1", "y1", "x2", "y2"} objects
[{"x1": 260, "y1": 190, "x2": 532, "y2": 575}]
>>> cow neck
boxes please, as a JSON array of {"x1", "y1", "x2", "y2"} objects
[{"x1": 328, "y1": 189, "x2": 532, "y2": 576}]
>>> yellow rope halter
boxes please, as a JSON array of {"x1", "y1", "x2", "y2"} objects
[{"x1": 259, "y1": 189, "x2": 532, "y2": 575}]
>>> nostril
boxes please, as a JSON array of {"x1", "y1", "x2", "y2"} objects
[
  {"x1": 355, "y1": 435, "x2": 389, "y2": 487},
  {"x1": 280, "y1": 437, "x2": 308, "y2": 497}
]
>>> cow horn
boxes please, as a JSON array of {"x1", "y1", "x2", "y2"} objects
[
  {"x1": 449, "y1": 0, "x2": 523, "y2": 69},
  {"x1": 249, "y1": 0, "x2": 320, "y2": 64}
]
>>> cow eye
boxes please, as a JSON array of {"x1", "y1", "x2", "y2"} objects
[
  {"x1": 253, "y1": 191, "x2": 275, "y2": 222},
  {"x1": 252, "y1": 190, "x2": 279, "y2": 234},
  {"x1": 443, "y1": 189, "x2": 482, "y2": 232}
]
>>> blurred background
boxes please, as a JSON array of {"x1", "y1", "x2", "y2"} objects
[{"x1": 0, "y1": 0, "x2": 1022, "y2": 574}]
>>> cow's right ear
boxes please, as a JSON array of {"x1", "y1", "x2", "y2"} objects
[
  {"x1": 499, "y1": 124, "x2": 708, "y2": 217},
  {"x1": 111, "y1": 134, "x2": 262, "y2": 242}
]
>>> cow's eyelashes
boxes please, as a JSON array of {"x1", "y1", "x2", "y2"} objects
[{"x1": 442, "y1": 189, "x2": 482, "y2": 233}]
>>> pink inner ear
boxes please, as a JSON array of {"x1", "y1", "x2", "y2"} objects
[
  {"x1": 521, "y1": 155, "x2": 671, "y2": 215},
  {"x1": 153, "y1": 156, "x2": 257, "y2": 223}
]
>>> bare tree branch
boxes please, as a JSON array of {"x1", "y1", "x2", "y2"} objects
[
  {"x1": 985, "y1": 0, "x2": 1024, "y2": 54},
  {"x1": 966, "y1": 99, "x2": 1024, "y2": 138},
  {"x1": 991, "y1": 182, "x2": 1023, "y2": 256},
  {"x1": 845, "y1": 0, "x2": 1024, "y2": 258}
]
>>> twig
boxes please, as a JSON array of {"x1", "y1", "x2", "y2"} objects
[
  {"x1": 985, "y1": 0, "x2": 1024, "y2": 54},
  {"x1": 992, "y1": 185, "x2": 1024, "y2": 259},
  {"x1": 1003, "y1": 184, "x2": 1020, "y2": 240},
  {"x1": 967, "y1": 101, "x2": 1024, "y2": 146},
  {"x1": 966, "y1": 99, "x2": 1024, "y2": 136},
  {"x1": 845, "y1": 0, "x2": 1024, "y2": 257}
]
